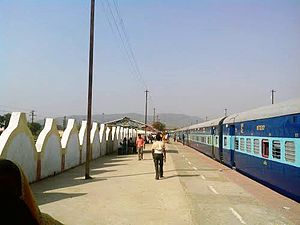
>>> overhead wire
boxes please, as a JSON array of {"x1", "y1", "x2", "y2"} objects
[
  {"x1": 100, "y1": 0, "x2": 160, "y2": 118},
  {"x1": 100, "y1": 0, "x2": 138, "y2": 84},
  {"x1": 111, "y1": 0, "x2": 148, "y2": 90},
  {"x1": 101, "y1": 0, "x2": 147, "y2": 91}
]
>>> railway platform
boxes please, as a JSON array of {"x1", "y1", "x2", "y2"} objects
[{"x1": 31, "y1": 142, "x2": 300, "y2": 225}]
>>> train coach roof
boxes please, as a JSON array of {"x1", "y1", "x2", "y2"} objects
[
  {"x1": 223, "y1": 98, "x2": 300, "y2": 124},
  {"x1": 186, "y1": 117, "x2": 225, "y2": 130}
]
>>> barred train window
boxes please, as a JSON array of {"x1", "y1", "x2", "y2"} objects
[
  {"x1": 262, "y1": 139, "x2": 269, "y2": 158},
  {"x1": 240, "y1": 138, "x2": 245, "y2": 151},
  {"x1": 234, "y1": 137, "x2": 239, "y2": 150},
  {"x1": 201, "y1": 136, "x2": 205, "y2": 143},
  {"x1": 224, "y1": 137, "x2": 227, "y2": 147},
  {"x1": 285, "y1": 141, "x2": 295, "y2": 163},
  {"x1": 207, "y1": 137, "x2": 211, "y2": 145},
  {"x1": 272, "y1": 141, "x2": 281, "y2": 159},
  {"x1": 246, "y1": 138, "x2": 251, "y2": 153},
  {"x1": 254, "y1": 139, "x2": 260, "y2": 155}
]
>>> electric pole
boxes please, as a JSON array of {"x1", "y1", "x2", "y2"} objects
[
  {"x1": 153, "y1": 107, "x2": 156, "y2": 124},
  {"x1": 271, "y1": 89, "x2": 276, "y2": 104},
  {"x1": 144, "y1": 90, "x2": 149, "y2": 139},
  {"x1": 63, "y1": 116, "x2": 67, "y2": 130},
  {"x1": 85, "y1": 0, "x2": 95, "y2": 180},
  {"x1": 30, "y1": 110, "x2": 36, "y2": 124},
  {"x1": 224, "y1": 108, "x2": 228, "y2": 117}
]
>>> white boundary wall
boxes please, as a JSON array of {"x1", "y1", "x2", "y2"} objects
[
  {"x1": 0, "y1": 112, "x2": 120, "y2": 183},
  {"x1": 36, "y1": 118, "x2": 61, "y2": 179},
  {"x1": 0, "y1": 112, "x2": 37, "y2": 182},
  {"x1": 79, "y1": 121, "x2": 87, "y2": 163}
]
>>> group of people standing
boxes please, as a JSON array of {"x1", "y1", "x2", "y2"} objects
[{"x1": 119, "y1": 137, "x2": 136, "y2": 155}]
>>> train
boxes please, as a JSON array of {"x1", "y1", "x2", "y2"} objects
[{"x1": 174, "y1": 98, "x2": 300, "y2": 202}]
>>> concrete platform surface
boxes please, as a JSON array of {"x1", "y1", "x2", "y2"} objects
[{"x1": 31, "y1": 143, "x2": 300, "y2": 225}]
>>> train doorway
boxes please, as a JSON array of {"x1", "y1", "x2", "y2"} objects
[{"x1": 229, "y1": 125, "x2": 236, "y2": 167}]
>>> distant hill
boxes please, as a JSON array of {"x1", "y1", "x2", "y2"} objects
[{"x1": 51, "y1": 113, "x2": 203, "y2": 129}]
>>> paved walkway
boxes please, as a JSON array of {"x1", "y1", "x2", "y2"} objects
[{"x1": 31, "y1": 143, "x2": 300, "y2": 225}]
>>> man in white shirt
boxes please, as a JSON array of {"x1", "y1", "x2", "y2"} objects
[{"x1": 151, "y1": 133, "x2": 166, "y2": 180}]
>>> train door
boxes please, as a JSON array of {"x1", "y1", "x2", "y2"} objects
[
  {"x1": 218, "y1": 124, "x2": 223, "y2": 162},
  {"x1": 212, "y1": 127, "x2": 216, "y2": 159},
  {"x1": 229, "y1": 125, "x2": 236, "y2": 167}
]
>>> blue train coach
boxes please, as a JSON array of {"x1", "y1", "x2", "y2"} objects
[
  {"x1": 187, "y1": 118, "x2": 225, "y2": 161},
  {"x1": 223, "y1": 98, "x2": 300, "y2": 202}
]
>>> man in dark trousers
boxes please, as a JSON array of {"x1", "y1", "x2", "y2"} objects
[{"x1": 151, "y1": 133, "x2": 166, "y2": 180}]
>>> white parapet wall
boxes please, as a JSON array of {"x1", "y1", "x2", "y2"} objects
[
  {"x1": 0, "y1": 112, "x2": 37, "y2": 182},
  {"x1": 106, "y1": 127, "x2": 112, "y2": 154},
  {"x1": 120, "y1": 127, "x2": 124, "y2": 140},
  {"x1": 36, "y1": 118, "x2": 62, "y2": 179},
  {"x1": 0, "y1": 113, "x2": 118, "y2": 183},
  {"x1": 79, "y1": 121, "x2": 87, "y2": 164},
  {"x1": 91, "y1": 122, "x2": 100, "y2": 159},
  {"x1": 99, "y1": 124, "x2": 106, "y2": 156},
  {"x1": 116, "y1": 126, "x2": 120, "y2": 140},
  {"x1": 113, "y1": 126, "x2": 119, "y2": 152},
  {"x1": 61, "y1": 119, "x2": 80, "y2": 170}
]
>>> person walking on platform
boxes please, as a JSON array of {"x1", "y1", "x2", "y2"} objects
[
  {"x1": 136, "y1": 134, "x2": 145, "y2": 160},
  {"x1": 151, "y1": 133, "x2": 166, "y2": 180}
]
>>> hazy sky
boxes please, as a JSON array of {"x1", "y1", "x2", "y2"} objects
[{"x1": 1, "y1": 0, "x2": 300, "y2": 121}]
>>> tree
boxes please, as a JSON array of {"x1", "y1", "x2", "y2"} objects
[
  {"x1": 57, "y1": 124, "x2": 64, "y2": 131},
  {"x1": 28, "y1": 122, "x2": 43, "y2": 139},
  {"x1": 152, "y1": 121, "x2": 166, "y2": 132},
  {"x1": 0, "y1": 113, "x2": 11, "y2": 128}
]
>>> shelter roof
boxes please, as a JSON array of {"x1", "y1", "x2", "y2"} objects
[{"x1": 105, "y1": 117, "x2": 158, "y2": 132}]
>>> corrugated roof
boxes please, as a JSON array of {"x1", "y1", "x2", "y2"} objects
[{"x1": 105, "y1": 117, "x2": 158, "y2": 132}]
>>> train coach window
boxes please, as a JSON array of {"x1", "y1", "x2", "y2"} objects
[
  {"x1": 240, "y1": 138, "x2": 245, "y2": 151},
  {"x1": 246, "y1": 138, "x2": 251, "y2": 153},
  {"x1": 262, "y1": 139, "x2": 269, "y2": 158},
  {"x1": 272, "y1": 141, "x2": 281, "y2": 159},
  {"x1": 201, "y1": 136, "x2": 205, "y2": 143},
  {"x1": 207, "y1": 137, "x2": 211, "y2": 145},
  {"x1": 224, "y1": 137, "x2": 227, "y2": 147},
  {"x1": 234, "y1": 137, "x2": 239, "y2": 150},
  {"x1": 285, "y1": 141, "x2": 295, "y2": 163},
  {"x1": 254, "y1": 139, "x2": 260, "y2": 155}
]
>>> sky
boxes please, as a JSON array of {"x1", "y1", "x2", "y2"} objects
[{"x1": 1, "y1": 0, "x2": 300, "y2": 121}]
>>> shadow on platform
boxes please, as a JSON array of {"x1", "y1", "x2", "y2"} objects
[
  {"x1": 32, "y1": 154, "x2": 131, "y2": 204},
  {"x1": 35, "y1": 192, "x2": 88, "y2": 205}
]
